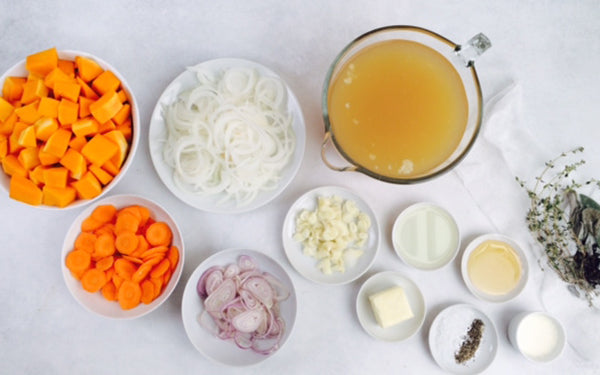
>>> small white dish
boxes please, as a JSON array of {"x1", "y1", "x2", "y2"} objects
[
  {"x1": 429, "y1": 303, "x2": 498, "y2": 374},
  {"x1": 181, "y1": 248, "x2": 297, "y2": 367},
  {"x1": 508, "y1": 311, "x2": 566, "y2": 362},
  {"x1": 392, "y1": 202, "x2": 460, "y2": 270},
  {"x1": 356, "y1": 271, "x2": 425, "y2": 341},
  {"x1": 61, "y1": 194, "x2": 184, "y2": 319},
  {"x1": 148, "y1": 58, "x2": 306, "y2": 214},
  {"x1": 0, "y1": 50, "x2": 140, "y2": 210},
  {"x1": 461, "y1": 233, "x2": 528, "y2": 303},
  {"x1": 281, "y1": 185, "x2": 380, "y2": 285}
]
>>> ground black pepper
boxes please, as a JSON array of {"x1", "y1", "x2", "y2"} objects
[{"x1": 455, "y1": 318, "x2": 485, "y2": 364}]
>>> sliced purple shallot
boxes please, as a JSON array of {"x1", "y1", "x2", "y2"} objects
[{"x1": 197, "y1": 255, "x2": 290, "y2": 355}]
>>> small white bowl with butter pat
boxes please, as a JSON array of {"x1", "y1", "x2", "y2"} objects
[{"x1": 356, "y1": 271, "x2": 426, "y2": 341}]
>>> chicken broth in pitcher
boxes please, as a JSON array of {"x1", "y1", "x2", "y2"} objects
[{"x1": 327, "y1": 39, "x2": 468, "y2": 178}]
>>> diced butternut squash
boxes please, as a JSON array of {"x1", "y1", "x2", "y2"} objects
[
  {"x1": 101, "y1": 159, "x2": 119, "y2": 176},
  {"x1": 43, "y1": 68, "x2": 74, "y2": 90},
  {"x1": 89, "y1": 91, "x2": 122, "y2": 124},
  {"x1": 42, "y1": 166, "x2": 69, "y2": 188},
  {"x1": 34, "y1": 117, "x2": 59, "y2": 141},
  {"x1": 57, "y1": 99, "x2": 78, "y2": 125},
  {"x1": 53, "y1": 80, "x2": 81, "y2": 102},
  {"x1": 97, "y1": 119, "x2": 116, "y2": 134},
  {"x1": 2, "y1": 77, "x2": 27, "y2": 102},
  {"x1": 2, "y1": 154, "x2": 27, "y2": 177},
  {"x1": 29, "y1": 164, "x2": 45, "y2": 185},
  {"x1": 57, "y1": 59, "x2": 76, "y2": 78},
  {"x1": 68, "y1": 135, "x2": 87, "y2": 152},
  {"x1": 42, "y1": 128, "x2": 71, "y2": 158},
  {"x1": 103, "y1": 130, "x2": 128, "y2": 168},
  {"x1": 112, "y1": 104, "x2": 131, "y2": 126},
  {"x1": 0, "y1": 111, "x2": 17, "y2": 135},
  {"x1": 91, "y1": 70, "x2": 120, "y2": 95},
  {"x1": 72, "y1": 117, "x2": 99, "y2": 137},
  {"x1": 78, "y1": 96, "x2": 94, "y2": 118},
  {"x1": 10, "y1": 174, "x2": 43, "y2": 205},
  {"x1": 14, "y1": 101, "x2": 41, "y2": 124},
  {"x1": 25, "y1": 47, "x2": 59, "y2": 77},
  {"x1": 71, "y1": 171, "x2": 102, "y2": 199},
  {"x1": 89, "y1": 164, "x2": 113, "y2": 185},
  {"x1": 0, "y1": 97, "x2": 15, "y2": 122},
  {"x1": 76, "y1": 77, "x2": 99, "y2": 100},
  {"x1": 116, "y1": 90, "x2": 128, "y2": 104},
  {"x1": 59, "y1": 148, "x2": 87, "y2": 180},
  {"x1": 17, "y1": 147, "x2": 41, "y2": 170},
  {"x1": 8, "y1": 122, "x2": 28, "y2": 154},
  {"x1": 0, "y1": 134, "x2": 7, "y2": 160},
  {"x1": 81, "y1": 133, "x2": 118, "y2": 165},
  {"x1": 42, "y1": 185, "x2": 76, "y2": 207},
  {"x1": 21, "y1": 79, "x2": 49, "y2": 104},
  {"x1": 37, "y1": 97, "x2": 60, "y2": 118},
  {"x1": 75, "y1": 55, "x2": 104, "y2": 82},
  {"x1": 17, "y1": 125, "x2": 37, "y2": 148},
  {"x1": 38, "y1": 149, "x2": 60, "y2": 166}
]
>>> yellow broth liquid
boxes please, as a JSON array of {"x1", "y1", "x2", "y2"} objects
[{"x1": 327, "y1": 40, "x2": 468, "y2": 178}]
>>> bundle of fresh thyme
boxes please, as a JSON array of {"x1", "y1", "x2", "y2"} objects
[{"x1": 516, "y1": 147, "x2": 600, "y2": 305}]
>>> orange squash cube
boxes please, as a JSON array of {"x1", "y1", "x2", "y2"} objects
[
  {"x1": 25, "y1": 47, "x2": 59, "y2": 77},
  {"x1": 60, "y1": 148, "x2": 87, "y2": 180},
  {"x1": 29, "y1": 164, "x2": 45, "y2": 185},
  {"x1": 75, "y1": 56, "x2": 104, "y2": 83},
  {"x1": 34, "y1": 117, "x2": 59, "y2": 141},
  {"x1": 43, "y1": 166, "x2": 69, "y2": 188},
  {"x1": 89, "y1": 91, "x2": 122, "y2": 124},
  {"x1": 97, "y1": 119, "x2": 116, "y2": 134},
  {"x1": 2, "y1": 154, "x2": 27, "y2": 177},
  {"x1": 17, "y1": 125, "x2": 37, "y2": 148},
  {"x1": 18, "y1": 147, "x2": 41, "y2": 170},
  {"x1": 54, "y1": 80, "x2": 81, "y2": 102},
  {"x1": 89, "y1": 164, "x2": 113, "y2": 185},
  {"x1": 57, "y1": 59, "x2": 76, "y2": 78},
  {"x1": 91, "y1": 70, "x2": 120, "y2": 96},
  {"x1": 0, "y1": 134, "x2": 7, "y2": 160},
  {"x1": 0, "y1": 111, "x2": 17, "y2": 135},
  {"x1": 14, "y1": 101, "x2": 41, "y2": 124},
  {"x1": 81, "y1": 133, "x2": 118, "y2": 166},
  {"x1": 38, "y1": 149, "x2": 60, "y2": 166},
  {"x1": 101, "y1": 159, "x2": 120, "y2": 176},
  {"x1": 42, "y1": 185, "x2": 76, "y2": 207},
  {"x1": 116, "y1": 90, "x2": 128, "y2": 103},
  {"x1": 0, "y1": 97, "x2": 15, "y2": 122},
  {"x1": 76, "y1": 77, "x2": 99, "y2": 100},
  {"x1": 103, "y1": 130, "x2": 129, "y2": 168},
  {"x1": 37, "y1": 97, "x2": 60, "y2": 118},
  {"x1": 42, "y1": 128, "x2": 71, "y2": 158},
  {"x1": 112, "y1": 103, "x2": 131, "y2": 126},
  {"x1": 43, "y1": 67, "x2": 74, "y2": 90},
  {"x1": 21, "y1": 79, "x2": 49, "y2": 104},
  {"x1": 10, "y1": 174, "x2": 43, "y2": 205},
  {"x1": 71, "y1": 171, "x2": 102, "y2": 199},
  {"x1": 68, "y1": 135, "x2": 87, "y2": 152},
  {"x1": 78, "y1": 96, "x2": 94, "y2": 118},
  {"x1": 2, "y1": 77, "x2": 27, "y2": 102},
  {"x1": 72, "y1": 117, "x2": 99, "y2": 137},
  {"x1": 57, "y1": 99, "x2": 79, "y2": 125},
  {"x1": 8, "y1": 122, "x2": 28, "y2": 154}
]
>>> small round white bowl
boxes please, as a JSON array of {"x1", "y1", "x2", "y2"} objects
[
  {"x1": 356, "y1": 271, "x2": 426, "y2": 341},
  {"x1": 508, "y1": 311, "x2": 566, "y2": 362},
  {"x1": 181, "y1": 248, "x2": 297, "y2": 367},
  {"x1": 61, "y1": 194, "x2": 184, "y2": 319},
  {"x1": 282, "y1": 185, "x2": 380, "y2": 285},
  {"x1": 392, "y1": 202, "x2": 460, "y2": 270},
  {"x1": 429, "y1": 303, "x2": 498, "y2": 374},
  {"x1": 0, "y1": 50, "x2": 140, "y2": 210},
  {"x1": 461, "y1": 233, "x2": 528, "y2": 303},
  {"x1": 148, "y1": 58, "x2": 306, "y2": 214}
]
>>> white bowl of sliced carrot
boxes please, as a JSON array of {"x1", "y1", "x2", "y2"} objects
[
  {"x1": 0, "y1": 47, "x2": 139, "y2": 209},
  {"x1": 61, "y1": 194, "x2": 184, "y2": 319}
]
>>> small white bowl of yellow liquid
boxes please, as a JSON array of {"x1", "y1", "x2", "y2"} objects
[
  {"x1": 461, "y1": 234, "x2": 529, "y2": 302},
  {"x1": 321, "y1": 25, "x2": 491, "y2": 183}
]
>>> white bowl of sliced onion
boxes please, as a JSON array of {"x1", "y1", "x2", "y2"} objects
[
  {"x1": 149, "y1": 58, "x2": 306, "y2": 214},
  {"x1": 181, "y1": 248, "x2": 297, "y2": 366}
]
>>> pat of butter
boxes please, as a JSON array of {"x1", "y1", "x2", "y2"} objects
[{"x1": 368, "y1": 286, "x2": 413, "y2": 328}]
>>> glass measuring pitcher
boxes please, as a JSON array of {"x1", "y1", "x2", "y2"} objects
[{"x1": 322, "y1": 26, "x2": 491, "y2": 183}]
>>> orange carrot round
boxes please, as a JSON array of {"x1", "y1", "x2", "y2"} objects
[
  {"x1": 91, "y1": 204, "x2": 117, "y2": 224},
  {"x1": 81, "y1": 268, "x2": 107, "y2": 293},
  {"x1": 140, "y1": 280, "x2": 155, "y2": 304},
  {"x1": 115, "y1": 211, "x2": 140, "y2": 234},
  {"x1": 145, "y1": 221, "x2": 172, "y2": 247},
  {"x1": 167, "y1": 246, "x2": 179, "y2": 271},
  {"x1": 81, "y1": 216, "x2": 103, "y2": 232},
  {"x1": 118, "y1": 280, "x2": 141, "y2": 310},
  {"x1": 115, "y1": 231, "x2": 138, "y2": 255},
  {"x1": 93, "y1": 233, "x2": 115, "y2": 258},
  {"x1": 95, "y1": 255, "x2": 114, "y2": 271},
  {"x1": 74, "y1": 232, "x2": 97, "y2": 254},
  {"x1": 150, "y1": 258, "x2": 170, "y2": 279},
  {"x1": 114, "y1": 258, "x2": 136, "y2": 280},
  {"x1": 65, "y1": 249, "x2": 91, "y2": 273},
  {"x1": 101, "y1": 281, "x2": 117, "y2": 301}
]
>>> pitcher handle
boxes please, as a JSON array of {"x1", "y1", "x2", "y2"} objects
[
  {"x1": 321, "y1": 132, "x2": 358, "y2": 172},
  {"x1": 455, "y1": 33, "x2": 492, "y2": 67}
]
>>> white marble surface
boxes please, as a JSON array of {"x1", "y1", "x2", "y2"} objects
[{"x1": 1, "y1": 1, "x2": 600, "y2": 374}]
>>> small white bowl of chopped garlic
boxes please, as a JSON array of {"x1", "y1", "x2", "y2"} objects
[{"x1": 282, "y1": 185, "x2": 380, "y2": 285}]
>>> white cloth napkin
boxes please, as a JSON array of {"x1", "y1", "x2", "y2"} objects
[{"x1": 454, "y1": 79, "x2": 600, "y2": 361}]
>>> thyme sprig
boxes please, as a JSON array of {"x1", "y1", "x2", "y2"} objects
[{"x1": 516, "y1": 147, "x2": 600, "y2": 305}]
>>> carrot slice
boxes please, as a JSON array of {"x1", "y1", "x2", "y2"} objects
[
  {"x1": 80, "y1": 268, "x2": 107, "y2": 293},
  {"x1": 163, "y1": 269, "x2": 172, "y2": 286},
  {"x1": 150, "y1": 258, "x2": 170, "y2": 279},
  {"x1": 167, "y1": 246, "x2": 179, "y2": 270},
  {"x1": 101, "y1": 280, "x2": 117, "y2": 301},
  {"x1": 95, "y1": 255, "x2": 114, "y2": 271},
  {"x1": 145, "y1": 222, "x2": 172, "y2": 247},
  {"x1": 90, "y1": 204, "x2": 117, "y2": 224},
  {"x1": 118, "y1": 280, "x2": 141, "y2": 310},
  {"x1": 129, "y1": 235, "x2": 149, "y2": 258},
  {"x1": 93, "y1": 233, "x2": 115, "y2": 259},
  {"x1": 114, "y1": 258, "x2": 136, "y2": 280},
  {"x1": 81, "y1": 216, "x2": 103, "y2": 232},
  {"x1": 150, "y1": 277, "x2": 164, "y2": 299},
  {"x1": 131, "y1": 262, "x2": 153, "y2": 284},
  {"x1": 115, "y1": 231, "x2": 138, "y2": 255},
  {"x1": 140, "y1": 245, "x2": 168, "y2": 260},
  {"x1": 115, "y1": 211, "x2": 140, "y2": 234},
  {"x1": 112, "y1": 273, "x2": 124, "y2": 290},
  {"x1": 94, "y1": 223, "x2": 115, "y2": 237},
  {"x1": 134, "y1": 205, "x2": 151, "y2": 227},
  {"x1": 140, "y1": 280, "x2": 155, "y2": 304},
  {"x1": 105, "y1": 267, "x2": 115, "y2": 281},
  {"x1": 74, "y1": 232, "x2": 97, "y2": 253},
  {"x1": 122, "y1": 255, "x2": 143, "y2": 264},
  {"x1": 65, "y1": 249, "x2": 91, "y2": 273}
]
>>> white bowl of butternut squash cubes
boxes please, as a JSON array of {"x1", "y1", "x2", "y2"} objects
[{"x1": 0, "y1": 48, "x2": 139, "y2": 209}]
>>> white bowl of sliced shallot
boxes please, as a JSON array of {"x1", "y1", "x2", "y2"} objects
[
  {"x1": 149, "y1": 58, "x2": 306, "y2": 214},
  {"x1": 181, "y1": 248, "x2": 297, "y2": 366}
]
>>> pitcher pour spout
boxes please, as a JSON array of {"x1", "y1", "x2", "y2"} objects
[{"x1": 456, "y1": 33, "x2": 492, "y2": 67}]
